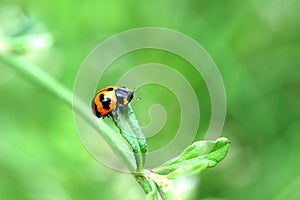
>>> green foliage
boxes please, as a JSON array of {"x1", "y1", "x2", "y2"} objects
[
  {"x1": 141, "y1": 138, "x2": 229, "y2": 199},
  {"x1": 1, "y1": 1, "x2": 300, "y2": 200},
  {"x1": 153, "y1": 137, "x2": 230, "y2": 178},
  {"x1": 111, "y1": 104, "x2": 147, "y2": 172},
  {"x1": 0, "y1": 54, "x2": 230, "y2": 200},
  {"x1": 109, "y1": 98, "x2": 229, "y2": 199}
]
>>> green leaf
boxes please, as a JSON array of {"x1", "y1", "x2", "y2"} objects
[
  {"x1": 165, "y1": 160, "x2": 209, "y2": 179},
  {"x1": 111, "y1": 104, "x2": 147, "y2": 172},
  {"x1": 152, "y1": 137, "x2": 230, "y2": 178}
]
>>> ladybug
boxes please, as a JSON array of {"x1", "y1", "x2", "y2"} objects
[{"x1": 91, "y1": 86, "x2": 134, "y2": 118}]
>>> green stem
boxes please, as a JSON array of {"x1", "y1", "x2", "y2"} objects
[
  {"x1": 135, "y1": 172, "x2": 161, "y2": 200},
  {"x1": 0, "y1": 55, "x2": 72, "y2": 105}
]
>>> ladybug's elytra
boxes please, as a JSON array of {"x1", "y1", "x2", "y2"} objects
[{"x1": 91, "y1": 86, "x2": 134, "y2": 118}]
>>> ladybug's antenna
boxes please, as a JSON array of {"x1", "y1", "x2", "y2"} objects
[
  {"x1": 132, "y1": 87, "x2": 141, "y2": 101},
  {"x1": 133, "y1": 97, "x2": 141, "y2": 101}
]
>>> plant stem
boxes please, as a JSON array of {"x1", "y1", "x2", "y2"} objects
[
  {"x1": 0, "y1": 55, "x2": 72, "y2": 105},
  {"x1": 135, "y1": 172, "x2": 161, "y2": 200}
]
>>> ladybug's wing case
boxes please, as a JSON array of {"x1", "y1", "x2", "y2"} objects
[
  {"x1": 91, "y1": 89, "x2": 117, "y2": 118},
  {"x1": 100, "y1": 86, "x2": 119, "y2": 92},
  {"x1": 91, "y1": 98, "x2": 101, "y2": 117}
]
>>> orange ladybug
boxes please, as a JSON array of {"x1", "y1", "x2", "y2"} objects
[{"x1": 91, "y1": 86, "x2": 134, "y2": 118}]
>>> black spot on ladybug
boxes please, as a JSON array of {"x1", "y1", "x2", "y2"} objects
[
  {"x1": 91, "y1": 100, "x2": 101, "y2": 118},
  {"x1": 102, "y1": 97, "x2": 111, "y2": 110},
  {"x1": 99, "y1": 93, "x2": 111, "y2": 110},
  {"x1": 99, "y1": 93, "x2": 104, "y2": 102},
  {"x1": 107, "y1": 87, "x2": 114, "y2": 91}
]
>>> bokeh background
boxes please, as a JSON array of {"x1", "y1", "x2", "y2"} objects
[{"x1": 1, "y1": 0, "x2": 300, "y2": 200}]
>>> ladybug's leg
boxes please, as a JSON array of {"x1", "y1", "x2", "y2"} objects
[{"x1": 104, "y1": 114, "x2": 111, "y2": 119}]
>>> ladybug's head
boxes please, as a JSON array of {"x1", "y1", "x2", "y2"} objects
[{"x1": 115, "y1": 87, "x2": 134, "y2": 105}]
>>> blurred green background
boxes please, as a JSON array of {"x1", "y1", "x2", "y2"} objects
[{"x1": 1, "y1": 0, "x2": 300, "y2": 200}]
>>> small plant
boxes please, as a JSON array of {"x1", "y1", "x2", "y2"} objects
[
  {"x1": 91, "y1": 85, "x2": 230, "y2": 199},
  {"x1": 0, "y1": 54, "x2": 230, "y2": 200}
]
